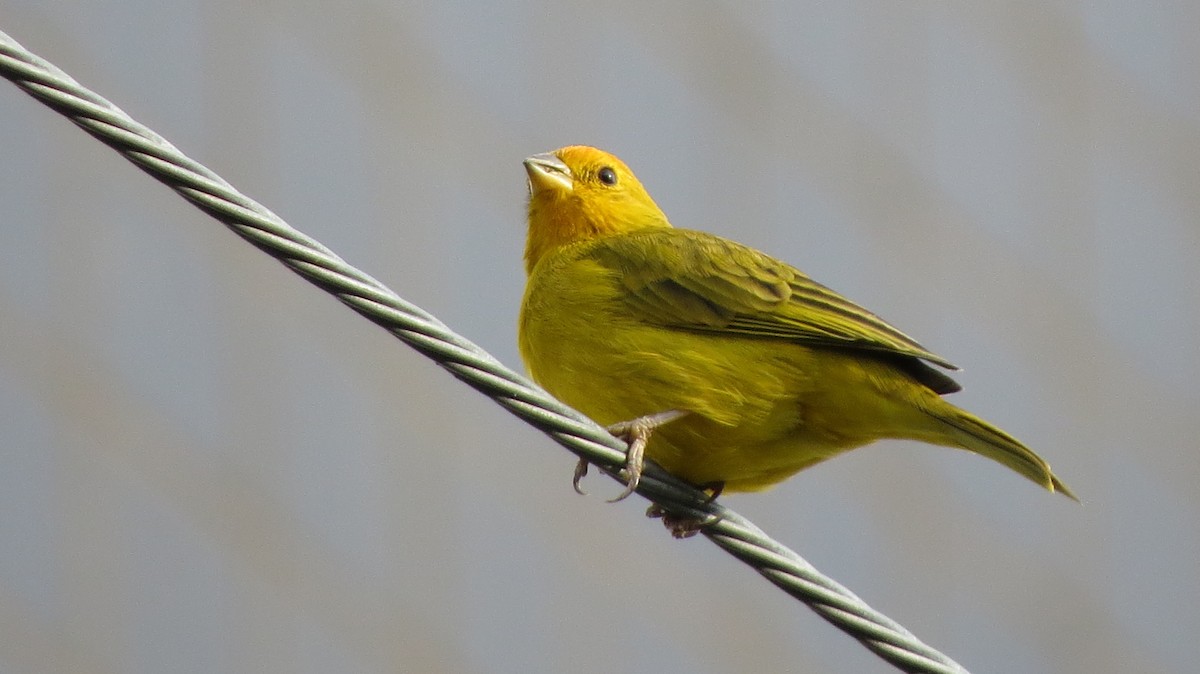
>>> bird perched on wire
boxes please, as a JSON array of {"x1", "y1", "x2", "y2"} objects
[{"x1": 518, "y1": 145, "x2": 1075, "y2": 535}]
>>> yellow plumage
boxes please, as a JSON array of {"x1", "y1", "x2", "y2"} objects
[{"x1": 519, "y1": 145, "x2": 1074, "y2": 498}]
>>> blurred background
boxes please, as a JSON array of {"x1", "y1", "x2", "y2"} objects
[{"x1": 1, "y1": 2, "x2": 1197, "y2": 672}]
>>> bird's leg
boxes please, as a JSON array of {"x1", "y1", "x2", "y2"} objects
[
  {"x1": 572, "y1": 409, "x2": 689, "y2": 502},
  {"x1": 699, "y1": 480, "x2": 725, "y2": 504}
]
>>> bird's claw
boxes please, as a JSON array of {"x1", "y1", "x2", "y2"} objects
[
  {"x1": 570, "y1": 410, "x2": 688, "y2": 502},
  {"x1": 604, "y1": 410, "x2": 686, "y2": 503},
  {"x1": 572, "y1": 459, "x2": 590, "y2": 496},
  {"x1": 606, "y1": 423, "x2": 648, "y2": 502},
  {"x1": 644, "y1": 481, "x2": 725, "y2": 538},
  {"x1": 646, "y1": 504, "x2": 715, "y2": 539}
]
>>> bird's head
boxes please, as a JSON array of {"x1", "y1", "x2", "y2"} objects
[{"x1": 523, "y1": 146, "x2": 671, "y2": 274}]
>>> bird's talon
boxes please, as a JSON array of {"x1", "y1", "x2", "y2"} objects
[
  {"x1": 568, "y1": 410, "x2": 688, "y2": 502},
  {"x1": 643, "y1": 504, "x2": 710, "y2": 538},
  {"x1": 572, "y1": 459, "x2": 590, "y2": 496},
  {"x1": 607, "y1": 474, "x2": 639, "y2": 503},
  {"x1": 603, "y1": 414, "x2": 657, "y2": 502},
  {"x1": 667, "y1": 519, "x2": 706, "y2": 539},
  {"x1": 600, "y1": 409, "x2": 686, "y2": 502}
]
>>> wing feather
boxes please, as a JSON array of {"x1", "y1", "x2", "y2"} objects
[{"x1": 590, "y1": 228, "x2": 961, "y2": 393}]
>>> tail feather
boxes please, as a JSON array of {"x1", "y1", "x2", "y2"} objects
[{"x1": 924, "y1": 404, "x2": 1078, "y2": 502}]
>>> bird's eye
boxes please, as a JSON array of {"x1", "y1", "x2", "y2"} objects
[{"x1": 597, "y1": 167, "x2": 618, "y2": 186}]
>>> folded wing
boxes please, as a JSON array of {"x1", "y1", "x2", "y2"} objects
[{"x1": 591, "y1": 228, "x2": 963, "y2": 395}]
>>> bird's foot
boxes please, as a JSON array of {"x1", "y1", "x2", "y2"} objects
[
  {"x1": 645, "y1": 504, "x2": 716, "y2": 539},
  {"x1": 571, "y1": 409, "x2": 688, "y2": 502},
  {"x1": 644, "y1": 481, "x2": 725, "y2": 538}
]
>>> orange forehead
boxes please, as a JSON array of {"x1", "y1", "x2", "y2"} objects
[{"x1": 553, "y1": 145, "x2": 634, "y2": 174}]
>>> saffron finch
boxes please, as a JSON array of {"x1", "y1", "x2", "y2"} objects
[{"x1": 518, "y1": 145, "x2": 1075, "y2": 513}]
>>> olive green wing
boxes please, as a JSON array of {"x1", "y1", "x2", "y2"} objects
[{"x1": 589, "y1": 228, "x2": 962, "y2": 394}]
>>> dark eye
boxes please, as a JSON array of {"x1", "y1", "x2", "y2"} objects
[{"x1": 597, "y1": 167, "x2": 618, "y2": 186}]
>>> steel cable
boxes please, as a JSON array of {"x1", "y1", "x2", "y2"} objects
[{"x1": 0, "y1": 27, "x2": 968, "y2": 674}]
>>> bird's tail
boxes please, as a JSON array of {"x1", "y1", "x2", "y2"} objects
[{"x1": 923, "y1": 403, "x2": 1078, "y2": 501}]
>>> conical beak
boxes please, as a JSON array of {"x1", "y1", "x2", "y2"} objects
[{"x1": 524, "y1": 152, "x2": 573, "y2": 195}]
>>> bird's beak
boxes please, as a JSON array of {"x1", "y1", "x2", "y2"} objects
[{"x1": 524, "y1": 152, "x2": 573, "y2": 195}]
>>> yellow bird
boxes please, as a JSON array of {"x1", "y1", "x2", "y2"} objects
[{"x1": 518, "y1": 145, "x2": 1075, "y2": 520}]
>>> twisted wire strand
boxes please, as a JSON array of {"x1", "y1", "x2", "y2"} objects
[{"x1": 0, "y1": 28, "x2": 968, "y2": 674}]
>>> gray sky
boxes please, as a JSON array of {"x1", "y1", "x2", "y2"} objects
[{"x1": 1, "y1": 2, "x2": 1197, "y2": 672}]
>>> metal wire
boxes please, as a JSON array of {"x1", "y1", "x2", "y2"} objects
[{"x1": 0, "y1": 27, "x2": 969, "y2": 674}]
